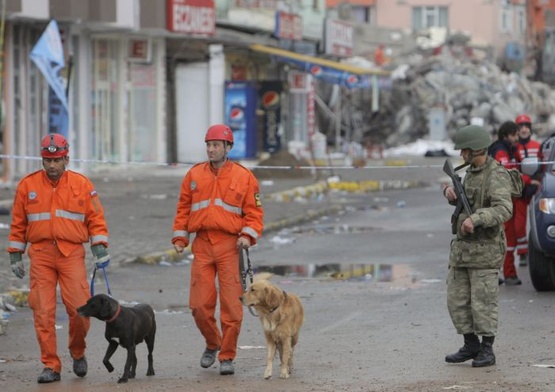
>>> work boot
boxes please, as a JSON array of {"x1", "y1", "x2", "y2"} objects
[
  {"x1": 37, "y1": 368, "x2": 61, "y2": 383},
  {"x1": 445, "y1": 333, "x2": 480, "y2": 363},
  {"x1": 505, "y1": 276, "x2": 522, "y2": 286},
  {"x1": 73, "y1": 356, "x2": 88, "y2": 377},
  {"x1": 220, "y1": 360, "x2": 235, "y2": 375},
  {"x1": 472, "y1": 336, "x2": 496, "y2": 367},
  {"x1": 200, "y1": 347, "x2": 218, "y2": 368},
  {"x1": 519, "y1": 254, "x2": 528, "y2": 267}
]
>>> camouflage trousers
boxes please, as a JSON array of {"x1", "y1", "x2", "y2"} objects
[{"x1": 447, "y1": 267, "x2": 499, "y2": 336}]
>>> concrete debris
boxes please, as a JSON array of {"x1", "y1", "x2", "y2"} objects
[
  {"x1": 378, "y1": 52, "x2": 555, "y2": 145},
  {"x1": 317, "y1": 48, "x2": 555, "y2": 149}
]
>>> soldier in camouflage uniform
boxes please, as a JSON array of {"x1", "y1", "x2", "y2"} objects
[{"x1": 442, "y1": 125, "x2": 513, "y2": 367}]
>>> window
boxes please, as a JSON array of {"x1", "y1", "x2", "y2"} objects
[
  {"x1": 516, "y1": 6, "x2": 526, "y2": 37},
  {"x1": 500, "y1": 2, "x2": 513, "y2": 33},
  {"x1": 352, "y1": 6, "x2": 372, "y2": 24},
  {"x1": 412, "y1": 6, "x2": 448, "y2": 30}
]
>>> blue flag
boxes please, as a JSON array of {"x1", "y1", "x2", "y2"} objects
[{"x1": 29, "y1": 20, "x2": 69, "y2": 137}]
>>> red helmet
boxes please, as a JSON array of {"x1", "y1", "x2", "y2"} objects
[
  {"x1": 515, "y1": 114, "x2": 532, "y2": 125},
  {"x1": 40, "y1": 133, "x2": 69, "y2": 158},
  {"x1": 205, "y1": 124, "x2": 234, "y2": 145}
]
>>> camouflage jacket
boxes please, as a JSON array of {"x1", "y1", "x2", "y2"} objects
[{"x1": 449, "y1": 156, "x2": 513, "y2": 269}]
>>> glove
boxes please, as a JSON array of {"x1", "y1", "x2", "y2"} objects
[
  {"x1": 172, "y1": 238, "x2": 189, "y2": 254},
  {"x1": 91, "y1": 244, "x2": 110, "y2": 268},
  {"x1": 10, "y1": 252, "x2": 25, "y2": 279}
]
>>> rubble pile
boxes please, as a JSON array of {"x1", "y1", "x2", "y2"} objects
[
  {"x1": 251, "y1": 150, "x2": 312, "y2": 179},
  {"x1": 368, "y1": 52, "x2": 555, "y2": 146}
]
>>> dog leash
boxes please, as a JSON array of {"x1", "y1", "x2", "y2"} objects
[
  {"x1": 90, "y1": 261, "x2": 112, "y2": 297},
  {"x1": 239, "y1": 248, "x2": 258, "y2": 317}
]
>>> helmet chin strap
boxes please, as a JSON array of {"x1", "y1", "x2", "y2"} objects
[{"x1": 466, "y1": 148, "x2": 487, "y2": 163}]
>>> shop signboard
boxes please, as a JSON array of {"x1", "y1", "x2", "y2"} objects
[{"x1": 167, "y1": 0, "x2": 215, "y2": 36}]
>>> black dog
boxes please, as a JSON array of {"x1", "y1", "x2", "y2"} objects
[{"x1": 77, "y1": 294, "x2": 156, "y2": 383}]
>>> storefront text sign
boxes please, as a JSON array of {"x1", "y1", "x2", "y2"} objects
[
  {"x1": 167, "y1": 0, "x2": 215, "y2": 35},
  {"x1": 275, "y1": 12, "x2": 302, "y2": 41},
  {"x1": 324, "y1": 18, "x2": 353, "y2": 57}
]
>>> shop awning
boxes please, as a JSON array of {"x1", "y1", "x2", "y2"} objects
[{"x1": 249, "y1": 44, "x2": 392, "y2": 90}]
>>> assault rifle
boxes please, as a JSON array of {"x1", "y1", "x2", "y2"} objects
[{"x1": 443, "y1": 159, "x2": 472, "y2": 234}]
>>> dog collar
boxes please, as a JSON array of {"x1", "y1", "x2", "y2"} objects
[
  {"x1": 106, "y1": 304, "x2": 121, "y2": 323},
  {"x1": 269, "y1": 291, "x2": 287, "y2": 314}
]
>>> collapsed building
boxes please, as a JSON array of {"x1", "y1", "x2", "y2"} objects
[{"x1": 314, "y1": 30, "x2": 555, "y2": 151}]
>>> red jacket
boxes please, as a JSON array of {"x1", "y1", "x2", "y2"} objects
[
  {"x1": 172, "y1": 160, "x2": 264, "y2": 245},
  {"x1": 8, "y1": 170, "x2": 109, "y2": 257},
  {"x1": 490, "y1": 140, "x2": 519, "y2": 170}
]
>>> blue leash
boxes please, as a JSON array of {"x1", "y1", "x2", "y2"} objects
[{"x1": 90, "y1": 261, "x2": 112, "y2": 297}]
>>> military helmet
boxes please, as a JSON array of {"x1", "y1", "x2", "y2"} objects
[{"x1": 453, "y1": 125, "x2": 491, "y2": 150}]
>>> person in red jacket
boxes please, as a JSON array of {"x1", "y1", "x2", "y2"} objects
[
  {"x1": 514, "y1": 114, "x2": 543, "y2": 266},
  {"x1": 7, "y1": 133, "x2": 110, "y2": 383},
  {"x1": 488, "y1": 121, "x2": 522, "y2": 285},
  {"x1": 172, "y1": 124, "x2": 264, "y2": 376}
]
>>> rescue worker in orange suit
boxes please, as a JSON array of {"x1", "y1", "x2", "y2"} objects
[
  {"x1": 374, "y1": 44, "x2": 385, "y2": 66},
  {"x1": 172, "y1": 124, "x2": 264, "y2": 376},
  {"x1": 7, "y1": 133, "x2": 110, "y2": 384},
  {"x1": 514, "y1": 114, "x2": 542, "y2": 267},
  {"x1": 488, "y1": 121, "x2": 523, "y2": 285}
]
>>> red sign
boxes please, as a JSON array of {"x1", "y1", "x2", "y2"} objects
[
  {"x1": 167, "y1": 0, "x2": 215, "y2": 35},
  {"x1": 288, "y1": 70, "x2": 308, "y2": 92},
  {"x1": 275, "y1": 12, "x2": 302, "y2": 41},
  {"x1": 128, "y1": 39, "x2": 151, "y2": 62}
]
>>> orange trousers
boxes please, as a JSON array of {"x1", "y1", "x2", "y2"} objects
[
  {"x1": 189, "y1": 233, "x2": 243, "y2": 362},
  {"x1": 28, "y1": 242, "x2": 91, "y2": 373},
  {"x1": 514, "y1": 197, "x2": 529, "y2": 256}
]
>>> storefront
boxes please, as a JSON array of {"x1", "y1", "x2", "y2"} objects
[{"x1": 90, "y1": 36, "x2": 166, "y2": 167}]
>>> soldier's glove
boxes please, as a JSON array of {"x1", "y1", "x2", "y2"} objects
[
  {"x1": 91, "y1": 244, "x2": 110, "y2": 268},
  {"x1": 10, "y1": 252, "x2": 25, "y2": 279}
]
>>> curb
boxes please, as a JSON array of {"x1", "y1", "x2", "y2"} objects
[{"x1": 265, "y1": 181, "x2": 329, "y2": 202}]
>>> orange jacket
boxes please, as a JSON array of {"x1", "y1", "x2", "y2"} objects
[
  {"x1": 8, "y1": 170, "x2": 109, "y2": 257},
  {"x1": 172, "y1": 160, "x2": 264, "y2": 245}
]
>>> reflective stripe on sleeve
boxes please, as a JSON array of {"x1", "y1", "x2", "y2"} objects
[
  {"x1": 9, "y1": 241, "x2": 26, "y2": 251},
  {"x1": 90, "y1": 235, "x2": 108, "y2": 244},
  {"x1": 173, "y1": 230, "x2": 189, "y2": 238},
  {"x1": 241, "y1": 227, "x2": 259, "y2": 239}
]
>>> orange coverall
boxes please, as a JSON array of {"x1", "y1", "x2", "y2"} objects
[
  {"x1": 8, "y1": 170, "x2": 109, "y2": 373},
  {"x1": 172, "y1": 160, "x2": 264, "y2": 362}
]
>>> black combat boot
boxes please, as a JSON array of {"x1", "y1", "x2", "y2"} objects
[
  {"x1": 445, "y1": 333, "x2": 481, "y2": 363},
  {"x1": 472, "y1": 336, "x2": 496, "y2": 367}
]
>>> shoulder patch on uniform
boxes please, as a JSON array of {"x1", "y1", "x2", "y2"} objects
[{"x1": 254, "y1": 192, "x2": 262, "y2": 207}]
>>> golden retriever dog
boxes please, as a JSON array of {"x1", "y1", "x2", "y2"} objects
[{"x1": 240, "y1": 273, "x2": 304, "y2": 379}]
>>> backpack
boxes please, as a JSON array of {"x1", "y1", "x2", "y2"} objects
[
  {"x1": 506, "y1": 168, "x2": 525, "y2": 198},
  {"x1": 487, "y1": 145, "x2": 525, "y2": 198}
]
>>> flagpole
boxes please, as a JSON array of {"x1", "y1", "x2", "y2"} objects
[
  {"x1": 65, "y1": 55, "x2": 73, "y2": 99},
  {"x1": 0, "y1": 0, "x2": 9, "y2": 185},
  {"x1": 65, "y1": 24, "x2": 73, "y2": 100}
]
